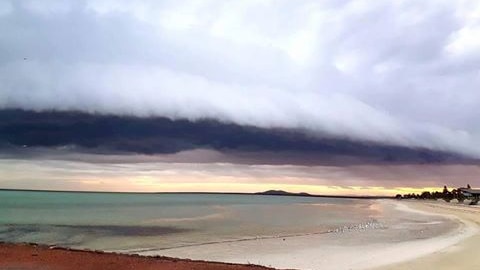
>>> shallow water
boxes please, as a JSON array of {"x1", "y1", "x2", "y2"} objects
[{"x1": 0, "y1": 190, "x2": 384, "y2": 251}]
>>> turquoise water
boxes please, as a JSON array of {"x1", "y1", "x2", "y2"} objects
[{"x1": 0, "y1": 190, "x2": 381, "y2": 252}]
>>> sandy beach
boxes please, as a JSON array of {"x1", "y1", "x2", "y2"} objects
[
  {"x1": 376, "y1": 201, "x2": 480, "y2": 270},
  {"x1": 1, "y1": 200, "x2": 479, "y2": 270}
]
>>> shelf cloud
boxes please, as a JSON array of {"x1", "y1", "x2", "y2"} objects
[{"x1": 1, "y1": 0, "x2": 480, "y2": 157}]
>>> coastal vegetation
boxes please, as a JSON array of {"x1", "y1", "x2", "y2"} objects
[{"x1": 396, "y1": 185, "x2": 479, "y2": 205}]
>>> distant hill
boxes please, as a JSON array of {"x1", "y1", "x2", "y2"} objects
[
  {"x1": 255, "y1": 190, "x2": 311, "y2": 196},
  {"x1": 255, "y1": 190, "x2": 393, "y2": 199}
]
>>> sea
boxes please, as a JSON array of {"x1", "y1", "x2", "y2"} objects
[{"x1": 0, "y1": 190, "x2": 384, "y2": 253}]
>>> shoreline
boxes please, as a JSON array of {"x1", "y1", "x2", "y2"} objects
[
  {"x1": 1, "y1": 200, "x2": 478, "y2": 270},
  {"x1": 375, "y1": 201, "x2": 480, "y2": 270},
  {"x1": 136, "y1": 199, "x2": 475, "y2": 270}
]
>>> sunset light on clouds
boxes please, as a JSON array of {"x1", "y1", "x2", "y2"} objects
[{"x1": 0, "y1": 154, "x2": 476, "y2": 195}]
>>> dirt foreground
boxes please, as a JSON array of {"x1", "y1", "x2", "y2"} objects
[{"x1": 0, "y1": 242, "x2": 277, "y2": 270}]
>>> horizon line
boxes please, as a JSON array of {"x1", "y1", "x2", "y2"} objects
[{"x1": 0, "y1": 188, "x2": 393, "y2": 199}]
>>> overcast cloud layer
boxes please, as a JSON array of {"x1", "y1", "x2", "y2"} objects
[{"x1": 1, "y1": 0, "x2": 480, "y2": 156}]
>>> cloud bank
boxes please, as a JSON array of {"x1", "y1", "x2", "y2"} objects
[
  {"x1": 1, "y1": 0, "x2": 480, "y2": 156},
  {"x1": 1, "y1": 110, "x2": 464, "y2": 164}
]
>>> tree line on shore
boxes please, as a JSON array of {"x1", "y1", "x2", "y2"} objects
[{"x1": 395, "y1": 185, "x2": 473, "y2": 203}]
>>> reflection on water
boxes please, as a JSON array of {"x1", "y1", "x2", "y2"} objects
[{"x1": 0, "y1": 190, "x2": 379, "y2": 251}]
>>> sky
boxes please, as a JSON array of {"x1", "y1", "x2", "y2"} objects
[
  {"x1": 1, "y1": 0, "x2": 480, "y2": 194},
  {"x1": 1, "y1": 152, "x2": 480, "y2": 196}
]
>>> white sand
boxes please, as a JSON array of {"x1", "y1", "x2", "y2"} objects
[
  {"x1": 376, "y1": 201, "x2": 480, "y2": 270},
  {"x1": 140, "y1": 200, "x2": 478, "y2": 270}
]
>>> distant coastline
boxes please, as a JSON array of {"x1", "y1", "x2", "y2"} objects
[{"x1": 0, "y1": 188, "x2": 393, "y2": 199}]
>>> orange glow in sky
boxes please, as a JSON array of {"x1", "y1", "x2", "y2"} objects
[{"x1": 0, "y1": 158, "x2": 473, "y2": 196}]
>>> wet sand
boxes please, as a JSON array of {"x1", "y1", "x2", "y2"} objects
[
  {"x1": 139, "y1": 200, "x2": 470, "y2": 270},
  {"x1": 375, "y1": 201, "x2": 480, "y2": 270},
  {"x1": 0, "y1": 242, "x2": 274, "y2": 270}
]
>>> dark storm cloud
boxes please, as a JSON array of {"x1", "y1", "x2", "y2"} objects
[
  {"x1": 0, "y1": 109, "x2": 467, "y2": 164},
  {"x1": 1, "y1": 1, "x2": 480, "y2": 156}
]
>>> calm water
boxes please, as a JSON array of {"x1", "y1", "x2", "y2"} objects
[{"x1": 0, "y1": 190, "x2": 381, "y2": 252}]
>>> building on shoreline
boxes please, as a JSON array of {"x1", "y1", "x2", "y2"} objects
[{"x1": 459, "y1": 188, "x2": 480, "y2": 205}]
